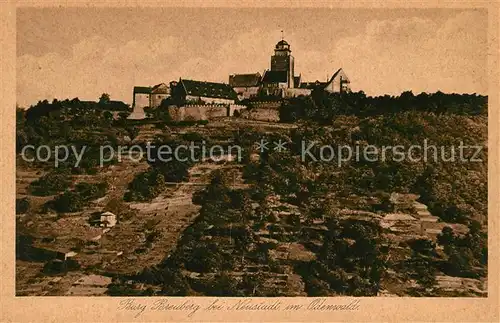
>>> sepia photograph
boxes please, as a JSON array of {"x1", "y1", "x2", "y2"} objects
[{"x1": 13, "y1": 5, "x2": 490, "y2": 300}]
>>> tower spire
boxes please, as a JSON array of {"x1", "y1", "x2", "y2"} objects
[{"x1": 281, "y1": 30, "x2": 284, "y2": 41}]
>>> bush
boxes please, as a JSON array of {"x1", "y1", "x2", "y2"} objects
[
  {"x1": 42, "y1": 259, "x2": 80, "y2": 275},
  {"x1": 124, "y1": 169, "x2": 166, "y2": 201},
  {"x1": 206, "y1": 272, "x2": 243, "y2": 296},
  {"x1": 155, "y1": 160, "x2": 190, "y2": 183},
  {"x1": 16, "y1": 198, "x2": 30, "y2": 214},
  {"x1": 181, "y1": 132, "x2": 206, "y2": 142},
  {"x1": 45, "y1": 181, "x2": 108, "y2": 213},
  {"x1": 29, "y1": 172, "x2": 71, "y2": 196},
  {"x1": 50, "y1": 191, "x2": 84, "y2": 213},
  {"x1": 74, "y1": 182, "x2": 108, "y2": 201},
  {"x1": 305, "y1": 277, "x2": 330, "y2": 296}
]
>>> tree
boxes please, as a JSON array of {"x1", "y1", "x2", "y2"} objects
[
  {"x1": 99, "y1": 93, "x2": 110, "y2": 104},
  {"x1": 241, "y1": 272, "x2": 266, "y2": 296},
  {"x1": 29, "y1": 171, "x2": 71, "y2": 196},
  {"x1": 444, "y1": 246, "x2": 474, "y2": 276},
  {"x1": 50, "y1": 191, "x2": 84, "y2": 213},
  {"x1": 159, "y1": 268, "x2": 191, "y2": 296},
  {"x1": 207, "y1": 272, "x2": 243, "y2": 296},
  {"x1": 305, "y1": 277, "x2": 330, "y2": 296},
  {"x1": 124, "y1": 169, "x2": 167, "y2": 201},
  {"x1": 118, "y1": 111, "x2": 130, "y2": 120},
  {"x1": 407, "y1": 238, "x2": 436, "y2": 257},
  {"x1": 103, "y1": 110, "x2": 114, "y2": 122},
  {"x1": 16, "y1": 198, "x2": 30, "y2": 214},
  {"x1": 185, "y1": 243, "x2": 224, "y2": 273},
  {"x1": 125, "y1": 126, "x2": 140, "y2": 141},
  {"x1": 406, "y1": 252, "x2": 436, "y2": 290},
  {"x1": 437, "y1": 226, "x2": 455, "y2": 248}
]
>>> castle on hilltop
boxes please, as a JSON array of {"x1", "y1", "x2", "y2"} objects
[
  {"x1": 129, "y1": 38, "x2": 350, "y2": 119},
  {"x1": 230, "y1": 38, "x2": 350, "y2": 100}
]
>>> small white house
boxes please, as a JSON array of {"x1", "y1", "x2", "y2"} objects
[{"x1": 100, "y1": 211, "x2": 117, "y2": 228}]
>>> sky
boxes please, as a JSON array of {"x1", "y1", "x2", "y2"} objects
[{"x1": 17, "y1": 8, "x2": 487, "y2": 107}]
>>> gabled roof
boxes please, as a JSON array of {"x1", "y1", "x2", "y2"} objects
[
  {"x1": 328, "y1": 68, "x2": 350, "y2": 84},
  {"x1": 262, "y1": 70, "x2": 288, "y2": 84},
  {"x1": 133, "y1": 86, "x2": 151, "y2": 94},
  {"x1": 299, "y1": 68, "x2": 350, "y2": 89},
  {"x1": 151, "y1": 83, "x2": 170, "y2": 94},
  {"x1": 180, "y1": 79, "x2": 237, "y2": 100},
  {"x1": 229, "y1": 73, "x2": 261, "y2": 87}
]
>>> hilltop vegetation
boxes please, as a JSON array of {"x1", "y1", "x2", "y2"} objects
[{"x1": 280, "y1": 90, "x2": 486, "y2": 123}]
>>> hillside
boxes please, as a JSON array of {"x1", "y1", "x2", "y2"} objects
[{"x1": 15, "y1": 92, "x2": 488, "y2": 296}]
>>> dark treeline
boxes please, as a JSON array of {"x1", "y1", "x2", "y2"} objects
[
  {"x1": 16, "y1": 98, "x2": 132, "y2": 152},
  {"x1": 23, "y1": 97, "x2": 130, "y2": 122},
  {"x1": 280, "y1": 90, "x2": 487, "y2": 123}
]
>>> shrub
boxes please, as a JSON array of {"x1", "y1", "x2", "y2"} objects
[
  {"x1": 124, "y1": 169, "x2": 166, "y2": 201},
  {"x1": 29, "y1": 172, "x2": 71, "y2": 196},
  {"x1": 206, "y1": 272, "x2": 243, "y2": 296},
  {"x1": 16, "y1": 198, "x2": 30, "y2": 214},
  {"x1": 181, "y1": 132, "x2": 205, "y2": 142},
  {"x1": 50, "y1": 191, "x2": 84, "y2": 213},
  {"x1": 74, "y1": 182, "x2": 108, "y2": 201}
]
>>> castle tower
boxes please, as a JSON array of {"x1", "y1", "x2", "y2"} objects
[{"x1": 270, "y1": 37, "x2": 294, "y2": 88}]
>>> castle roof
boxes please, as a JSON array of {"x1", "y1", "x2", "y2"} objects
[
  {"x1": 133, "y1": 86, "x2": 151, "y2": 94},
  {"x1": 276, "y1": 40, "x2": 289, "y2": 46},
  {"x1": 299, "y1": 69, "x2": 350, "y2": 90},
  {"x1": 151, "y1": 83, "x2": 170, "y2": 94},
  {"x1": 229, "y1": 73, "x2": 261, "y2": 87},
  {"x1": 262, "y1": 70, "x2": 288, "y2": 84},
  {"x1": 328, "y1": 68, "x2": 350, "y2": 84},
  {"x1": 179, "y1": 79, "x2": 237, "y2": 100}
]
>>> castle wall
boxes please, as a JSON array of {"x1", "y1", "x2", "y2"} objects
[
  {"x1": 284, "y1": 88, "x2": 312, "y2": 98},
  {"x1": 169, "y1": 104, "x2": 233, "y2": 121},
  {"x1": 233, "y1": 86, "x2": 260, "y2": 100},
  {"x1": 228, "y1": 104, "x2": 247, "y2": 116},
  {"x1": 185, "y1": 95, "x2": 235, "y2": 105},
  {"x1": 133, "y1": 93, "x2": 150, "y2": 109},
  {"x1": 150, "y1": 94, "x2": 170, "y2": 108},
  {"x1": 250, "y1": 101, "x2": 282, "y2": 110},
  {"x1": 241, "y1": 108, "x2": 280, "y2": 122}
]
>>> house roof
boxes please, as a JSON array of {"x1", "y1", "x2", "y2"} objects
[
  {"x1": 328, "y1": 68, "x2": 350, "y2": 83},
  {"x1": 298, "y1": 68, "x2": 350, "y2": 89},
  {"x1": 151, "y1": 83, "x2": 170, "y2": 94},
  {"x1": 229, "y1": 73, "x2": 261, "y2": 87},
  {"x1": 134, "y1": 86, "x2": 152, "y2": 94},
  {"x1": 180, "y1": 79, "x2": 237, "y2": 100},
  {"x1": 262, "y1": 70, "x2": 288, "y2": 84}
]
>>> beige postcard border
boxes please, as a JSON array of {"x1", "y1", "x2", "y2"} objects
[{"x1": 1, "y1": 1, "x2": 499, "y2": 322}]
